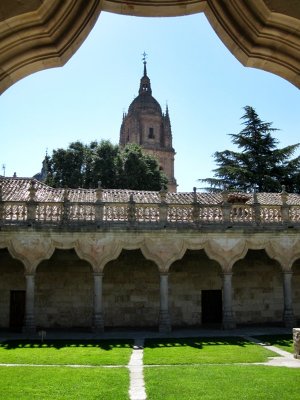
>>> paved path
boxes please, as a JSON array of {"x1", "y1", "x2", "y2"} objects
[
  {"x1": 128, "y1": 338, "x2": 146, "y2": 400},
  {"x1": 244, "y1": 335, "x2": 300, "y2": 368}
]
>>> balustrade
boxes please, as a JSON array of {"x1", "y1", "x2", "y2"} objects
[{"x1": 0, "y1": 182, "x2": 299, "y2": 229}]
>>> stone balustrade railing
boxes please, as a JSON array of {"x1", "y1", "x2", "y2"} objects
[{"x1": 0, "y1": 182, "x2": 300, "y2": 229}]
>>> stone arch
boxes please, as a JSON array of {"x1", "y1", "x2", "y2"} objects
[
  {"x1": 103, "y1": 249, "x2": 160, "y2": 328},
  {"x1": 0, "y1": 248, "x2": 26, "y2": 330},
  {"x1": 0, "y1": 1, "x2": 299, "y2": 93},
  {"x1": 169, "y1": 249, "x2": 222, "y2": 327},
  {"x1": 292, "y1": 258, "x2": 300, "y2": 324},
  {"x1": 35, "y1": 248, "x2": 93, "y2": 329},
  {"x1": 232, "y1": 249, "x2": 283, "y2": 325}
]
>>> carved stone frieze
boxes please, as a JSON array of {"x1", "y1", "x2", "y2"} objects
[
  {"x1": 265, "y1": 237, "x2": 300, "y2": 271},
  {"x1": 8, "y1": 235, "x2": 54, "y2": 272},
  {"x1": 75, "y1": 235, "x2": 122, "y2": 272},
  {"x1": 141, "y1": 238, "x2": 186, "y2": 272},
  {"x1": 205, "y1": 238, "x2": 247, "y2": 271}
]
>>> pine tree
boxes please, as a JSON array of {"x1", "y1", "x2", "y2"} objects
[{"x1": 200, "y1": 106, "x2": 300, "y2": 193}]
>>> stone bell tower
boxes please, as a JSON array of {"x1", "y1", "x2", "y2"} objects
[{"x1": 119, "y1": 56, "x2": 177, "y2": 192}]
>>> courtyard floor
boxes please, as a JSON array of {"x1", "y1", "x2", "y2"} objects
[{"x1": 0, "y1": 327, "x2": 299, "y2": 400}]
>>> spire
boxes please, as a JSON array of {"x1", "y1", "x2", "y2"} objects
[
  {"x1": 139, "y1": 51, "x2": 152, "y2": 95},
  {"x1": 143, "y1": 51, "x2": 147, "y2": 76},
  {"x1": 165, "y1": 102, "x2": 169, "y2": 117}
]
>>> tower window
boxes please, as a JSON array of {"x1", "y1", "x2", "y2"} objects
[{"x1": 148, "y1": 127, "x2": 154, "y2": 139}]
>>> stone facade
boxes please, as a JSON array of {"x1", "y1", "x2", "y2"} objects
[
  {"x1": 119, "y1": 60, "x2": 177, "y2": 192},
  {"x1": 0, "y1": 178, "x2": 300, "y2": 332}
]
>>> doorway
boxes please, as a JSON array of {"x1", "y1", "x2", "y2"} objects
[
  {"x1": 9, "y1": 290, "x2": 26, "y2": 330},
  {"x1": 201, "y1": 290, "x2": 222, "y2": 324}
]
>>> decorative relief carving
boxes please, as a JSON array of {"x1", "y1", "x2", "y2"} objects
[
  {"x1": 265, "y1": 237, "x2": 300, "y2": 271},
  {"x1": 9, "y1": 236, "x2": 54, "y2": 272},
  {"x1": 205, "y1": 238, "x2": 247, "y2": 271},
  {"x1": 75, "y1": 236, "x2": 122, "y2": 271},
  {"x1": 142, "y1": 238, "x2": 186, "y2": 272}
]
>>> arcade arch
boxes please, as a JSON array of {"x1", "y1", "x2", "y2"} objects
[
  {"x1": 169, "y1": 250, "x2": 222, "y2": 327},
  {"x1": 232, "y1": 250, "x2": 283, "y2": 325},
  {"x1": 292, "y1": 259, "x2": 300, "y2": 324},
  {"x1": 35, "y1": 249, "x2": 93, "y2": 329},
  {"x1": 103, "y1": 249, "x2": 160, "y2": 328},
  {"x1": 0, "y1": 248, "x2": 25, "y2": 330}
]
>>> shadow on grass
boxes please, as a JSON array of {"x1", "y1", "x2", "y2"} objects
[
  {"x1": 0, "y1": 339, "x2": 133, "y2": 351},
  {"x1": 144, "y1": 337, "x2": 251, "y2": 349},
  {"x1": 254, "y1": 334, "x2": 293, "y2": 348}
]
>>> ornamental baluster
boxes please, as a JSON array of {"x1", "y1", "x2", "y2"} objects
[
  {"x1": 128, "y1": 193, "x2": 136, "y2": 226},
  {"x1": 280, "y1": 185, "x2": 289, "y2": 224},
  {"x1": 253, "y1": 189, "x2": 261, "y2": 225},
  {"x1": 27, "y1": 180, "x2": 37, "y2": 223},
  {"x1": 95, "y1": 181, "x2": 104, "y2": 223},
  {"x1": 62, "y1": 188, "x2": 70, "y2": 223},
  {"x1": 192, "y1": 187, "x2": 200, "y2": 225},
  {"x1": 0, "y1": 184, "x2": 3, "y2": 223},
  {"x1": 221, "y1": 190, "x2": 231, "y2": 224},
  {"x1": 159, "y1": 188, "x2": 168, "y2": 226}
]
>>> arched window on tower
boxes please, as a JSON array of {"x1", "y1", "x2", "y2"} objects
[{"x1": 148, "y1": 127, "x2": 154, "y2": 139}]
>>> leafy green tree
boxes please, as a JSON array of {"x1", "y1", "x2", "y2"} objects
[
  {"x1": 200, "y1": 106, "x2": 300, "y2": 193},
  {"x1": 121, "y1": 144, "x2": 168, "y2": 191},
  {"x1": 44, "y1": 140, "x2": 167, "y2": 190}
]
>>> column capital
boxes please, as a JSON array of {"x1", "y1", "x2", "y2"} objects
[
  {"x1": 159, "y1": 271, "x2": 169, "y2": 277},
  {"x1": 282, "y1": 270, "x2": 293, "y2": 276},
  {"x1": 93, "y1": 272, "x2": 104, "y2": 277}
]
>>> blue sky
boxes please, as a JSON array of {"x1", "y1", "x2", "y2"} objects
[{"x1": 1, "y1": 11, "x2": 299, "y2": 192}]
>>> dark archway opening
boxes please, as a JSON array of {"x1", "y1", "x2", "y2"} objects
[{"x1": 0, "y1": 248, "x2": 25, "y2": 332}]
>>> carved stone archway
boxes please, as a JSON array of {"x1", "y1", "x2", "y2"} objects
[{"x1": 0, "y1": 0, "x2": 299, "y2": 93}]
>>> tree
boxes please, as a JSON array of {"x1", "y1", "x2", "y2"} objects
[
  {"x1": 44, "y1": 140, "x2": 167, "y2": 191},
  {"x1": 200, "y1": 106, "x2": 300, "y2": 193},
  {"x1": 121, "y1": 144, "x2": 168, "y2": 191}
]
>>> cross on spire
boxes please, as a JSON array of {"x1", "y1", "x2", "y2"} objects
[
  {"x1": 142, "y1": 51, "x2": 147, "y2": 63},
  {"x1": 142, "y1": 51, "x2": 148, "y2": 76}
]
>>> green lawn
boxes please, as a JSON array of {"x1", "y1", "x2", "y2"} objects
[
  {"x1": 253, "y1": 334, "x2": 294, "y2": 354},
  {"x1": 143, "y1": 337, "x2": 278, "y2": 364},
  {"x1": 0, "y1": 339, "x2": 133, "y2": 365},
  {"x1": 145, "y1": 365, "x2": 300, "y2": 400},
  {"x1": 0, "y1": 366, "x2": 129, "y2": 400}
]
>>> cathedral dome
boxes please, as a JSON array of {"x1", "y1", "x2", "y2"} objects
[{"x1": 128, "y1": 93, "x2": 162, "y2": 115}]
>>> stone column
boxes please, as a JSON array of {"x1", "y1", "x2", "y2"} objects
[
  {"x1": 159, "y1": 272, "x2": 171, "y2": 332},
  {"x1": 282, "y1": 271, "x2": 295, "y2": 327},
  {"x1": 222, "y1": 272, "x2": 236, "y2": 329},
  {"x1": 93, "y1": 272, "x2": 104, "y2": 332},
  {"x1": 23, "y1": 273, "x2": 36, "y2": 333}
]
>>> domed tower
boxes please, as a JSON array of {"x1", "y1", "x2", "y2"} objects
[{"x1": 119, "y1": 57, "x2": 177, "y2": 192}]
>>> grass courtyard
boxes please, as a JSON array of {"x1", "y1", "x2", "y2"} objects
[{"x1": 0, "y1": 335, "x2": 298, "y2": 399}]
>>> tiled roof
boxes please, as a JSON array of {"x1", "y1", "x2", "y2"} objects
[{"x1": 1, "y1": 177, "x2": 300, "y2": 205}]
